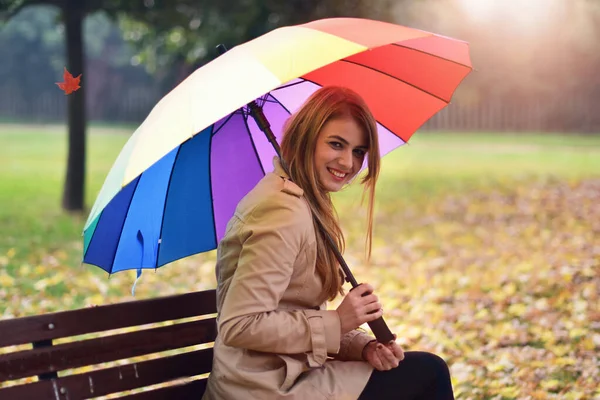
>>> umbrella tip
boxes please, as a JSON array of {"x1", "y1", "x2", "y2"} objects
[{"x1": 216, "y1": 44, "x2": 228, "y2": 56}]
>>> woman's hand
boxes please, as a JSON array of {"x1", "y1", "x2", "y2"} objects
[
  {"x1": 362, "y1": 336, "x2": 404, "y2": 371},
  {"x1": 335, "y1": 283, "x2": 382, "y2": 334}
]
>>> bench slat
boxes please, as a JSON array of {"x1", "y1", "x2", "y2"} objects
[
  {"x1": 0, "y1": 290, "x2": 217, "y2": 347},
  {"x1": 0, "y1": 349, "x2": 213, "y2": 399},
  {"x1": 0, "y1": 319, "x2": 217, "y2": 381},
  {"x1": 117, "y1": 379, "x2": 207, "y2": 400}
]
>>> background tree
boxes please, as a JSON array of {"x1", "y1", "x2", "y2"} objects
[{"x1": 0, "y1": 0, "x2": 390, "y2": 212}]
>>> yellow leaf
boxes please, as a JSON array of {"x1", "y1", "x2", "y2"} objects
[
  {"x1": 569, "y1": 327, "x2": 588, "y2": 339},
  {"x1": 528, "y1": 361, "x2": 547, "y2": 368},
  {"x1": 87, "y1": 294, "x2": 105, "y2": 306},
  {"x1": 6, "y1": 248, "x2": 16, "y2": 258},
  {"x1": 540, "y1": 330, "x2": 556, "y2": 345},
  {"x1": 549, "y1": 344, "x2": 571, "y2": 357},
  {"x1": 504, "y1": 282, "x2": 517, "y2": 296},
  {"x1": 562, "y1": 273, "x2": 573, "y2": 283},
  {"x1": 19, "y1": 264, "x2": 31, "y2": 276},
  {"x1": 581, "y1": 338, "x2": 596, "y2": 351},
  {"x1": 554, "y1": 357, "x2": 576, "y2": 366},
  {"x1": 487, "y1": 357, "x2": 514, "y2": 372},
  {"x1": 540, "y1": 379, "x2": 561, "y2": 391},
  {"x1": 45, "y1": 274, "x2": 64, "y2": 287},
  {"x1": 0, "y1": 274, "x2": 15, "y2": 287},
  {"x1": 508, "y1": 303, "x2": 527, "y2": 317},
  {"x1": 34, "y1": 280, "x2": 48, "y2": 291},
  {"x1": 497, "y1": 386, "x2": 519, "y2": 397},
  {"x1": 563, "y1": 391, "x2": 586, "y2": 400}
]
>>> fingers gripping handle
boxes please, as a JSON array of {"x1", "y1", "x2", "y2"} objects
[
  {"x1": 353, "y1": 286, "x2": 395, "y2": 344},
  {"x1": 321, "y1": 225, "x2": 395, "y2": 343}
]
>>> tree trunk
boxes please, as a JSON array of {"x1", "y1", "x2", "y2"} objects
[{"x1": 61, "y1": 0, "x2": 86, "y2": 211}]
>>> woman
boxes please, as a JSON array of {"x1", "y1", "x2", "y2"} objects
[{"x1": 202, "y1": 86, "x2": 454, "y2": 399}]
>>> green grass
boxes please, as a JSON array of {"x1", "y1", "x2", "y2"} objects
[
  {"x1": 1, "y1": 125, "x2": 130, "y2": 276},
  {"x1": 1, "y1": 123, "x2": 597, "y2": 277},
  {"x1": 337, "y1": 130, "x2": 600, "y2": 207}
]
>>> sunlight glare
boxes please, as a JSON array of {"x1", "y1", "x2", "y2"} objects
[
  {"x1": 458, "y1": 0, "x2": 560, "y2": 32},
  {"x1": 457, "y1": 0, "x2": 496, "y2": 20}
]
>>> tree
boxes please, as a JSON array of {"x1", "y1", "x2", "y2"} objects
[
  {"x1": 0, "y1": 0, "x2": 392, "y2": 212},
  {"x1": 1, "y1": 0, "x2": 84, "y2": 211},
  {"x1": 0, "y1": 0, "x2": 207, "y2": 212},
  {"x1": 117, "y1": 0, "x2": 395, "y2": 86},
  {"x1": 1, "y1": 0, "x2": 211, "y2": 212}
]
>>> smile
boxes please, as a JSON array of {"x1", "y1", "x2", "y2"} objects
[{"x1": 327, "y1": 168, "x2": 347, "y2": 179}]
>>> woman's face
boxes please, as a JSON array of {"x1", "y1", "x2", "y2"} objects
[{"x1": 313, "y1": 115, "x2": 368, "y2": 193}]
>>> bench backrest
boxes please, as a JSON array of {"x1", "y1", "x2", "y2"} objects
[{"x1": 0, "y1": 289, "x2": 217, "y2": 399}]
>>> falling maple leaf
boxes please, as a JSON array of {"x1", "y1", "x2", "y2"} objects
[{"x1": 55, "y1": 67, "x2": 81, "y2": 95}]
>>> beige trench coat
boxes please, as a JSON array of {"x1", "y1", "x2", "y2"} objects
[{"x1": 202, "y1": 159, "x2": 374, "y2": 400}]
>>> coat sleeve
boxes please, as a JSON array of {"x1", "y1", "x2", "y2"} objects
[
  {"x1": 335, "y1": 330, "x2": 375, "y2": 361},
  {"x1": 217, "y1": 194, "x2": 342, "y2": 366}
]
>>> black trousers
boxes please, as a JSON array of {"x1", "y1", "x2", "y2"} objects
[{"x1": 358, "y1": 351, "x2": 454, "y2": 400}]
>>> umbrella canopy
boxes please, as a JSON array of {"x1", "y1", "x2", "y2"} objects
[{"x1": 83, "y1": 17, "x2": 472, "y2": 274}]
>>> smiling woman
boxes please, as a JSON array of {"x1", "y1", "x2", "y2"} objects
[{"x1": 202, "y1": 86, "x2": 455, "y2": 400}]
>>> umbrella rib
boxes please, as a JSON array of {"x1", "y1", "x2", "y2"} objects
[
  {"x1": 340, "y1": 59, "x2": 450, "y2": 104},
  {"x1": 207, "y1": 125, "x2": 219, "y2": 250},
  {"x1": 212, "y1": 112, "x2": 237, "y2": 137},
  {"x1": 155, "y1": 145, "x2": 184, "y2": 268},
  {"x1": 110, "y1": 176, "x2": 142, "y2": 272},
  {"x1": 299, "y1": 77, "x2": 409, "y2": 143},
  {"x1": 83, "y1": 211, "x2": 104, "y2": 265},
  {"x1": 242, "y1": 113, "x2": 266, "y2": 176},
  {"x1": 260, "y1": 97, "x2": 280, "y2": 105},
  {"x1": 254, "y1": 96, "x2": 279, "y2": 109},
  {"x1": 271, "y1": 79, "x2": 305, "y2": 91},
  {"x1": 392, "y1": 43, "x2": 472, "y2": 70},
  {"x1": 267, "y1": 93, "x2": 292, "y2": 115}
]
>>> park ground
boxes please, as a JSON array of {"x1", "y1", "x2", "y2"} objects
[{"x1": 1, "y1": 124, "x2": 599, "y2": 399}]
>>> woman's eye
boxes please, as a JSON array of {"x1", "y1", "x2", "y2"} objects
[
  {"x1": 354, "y1": 149, "x2": 366, "y2": 157},
  {"x1": 330, "y1": 141, "x2": 342, "y2": 149}
]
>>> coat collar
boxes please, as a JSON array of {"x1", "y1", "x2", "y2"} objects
[{"x1": 272, "y1": 157, "x2": 304, "y2": 197}]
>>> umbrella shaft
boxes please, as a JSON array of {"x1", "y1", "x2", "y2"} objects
[
  {"x1": 247, "y1": 94, "x2": 394, "y2": 344},
  {"x1": 248, "y1": 101, "x2": 281, "y2": 155},
  {"x1": 323, "y1": 230, "x2": 359, "y2": 287}
]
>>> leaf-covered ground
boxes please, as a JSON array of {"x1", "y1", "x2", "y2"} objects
[
  {"x1": 1, "y1": 125, "x2": 599, "y2": 399},
  {"x1": 343, "y1": 178, "x2": 600, "y2": 399}
]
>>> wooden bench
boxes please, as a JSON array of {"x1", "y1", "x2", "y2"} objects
[{"x1": 0, "y1": 289, "x2": 217, "y2": 399}]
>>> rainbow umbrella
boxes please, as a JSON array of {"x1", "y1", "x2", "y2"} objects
[{"x1": 83, "y1": 17, "x2": 472, "y2": 276}]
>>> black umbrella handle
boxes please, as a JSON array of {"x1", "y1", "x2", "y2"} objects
[{"x1": 322, "y1": 230, "x2": 395, "y2": 344}]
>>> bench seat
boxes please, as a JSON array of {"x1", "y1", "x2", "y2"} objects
[{"x1": 0, "y1": 290, "x2": 217, "y2": 399}]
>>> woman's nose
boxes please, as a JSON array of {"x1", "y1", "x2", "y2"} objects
[{"x1": 338, "y1": 151, "x2": 353, "y2": 169}]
